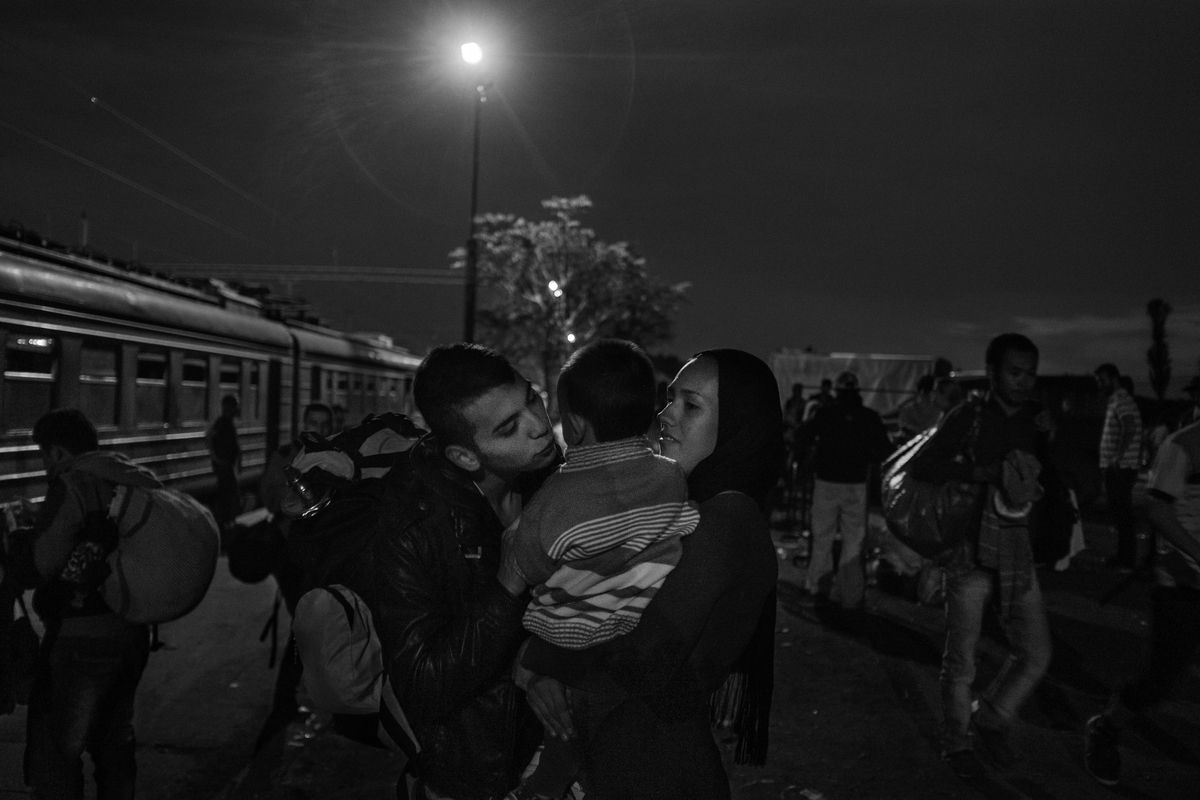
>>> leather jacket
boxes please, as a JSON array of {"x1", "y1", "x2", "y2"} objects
[{"x1": 369, "y1": 436, "x2": 548, "y2": 799}]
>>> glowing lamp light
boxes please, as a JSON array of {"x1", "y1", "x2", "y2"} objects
[
  {"x1": 548, "y1": 280, "x2": 558, "y2": 291},
  {"x1": 553, "y1": 289, "x2": 563, "y2": 298},
  {"x1": 566, "y1": 333, "x2": 576, "y2": 344},
  {"x1": 461, "y1": 42, "x2": 483, "y2": 65}
]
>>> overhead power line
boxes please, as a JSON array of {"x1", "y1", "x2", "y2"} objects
[
  {"x1": 149, "y1": 263, "x2": 465, "y2": 285},
  {"x1": 0, "y1": 120, "x2": 265, "y2": 247},
  {"x1": 2, "y1": 32, "x2": 281, "y2": 220}
]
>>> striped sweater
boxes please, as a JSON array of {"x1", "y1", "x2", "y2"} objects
[
  {"x1": 1099, "y1": 388, "x2": 1143, "y2": 469},
  {"x1": 511, "y1": 437, "x2": 700, "y2": 650}
]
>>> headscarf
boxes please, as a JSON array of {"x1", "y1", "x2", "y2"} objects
[
  {"x1": 677, "y1": 349, "x2": 784, "y2": 766},
  {"x1": 685, "y1": 349, "x2": 785, "y2": 512}
]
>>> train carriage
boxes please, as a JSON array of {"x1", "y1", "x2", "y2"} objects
[{"x1": 0, "y1": 229, "x2": 421, "y2": 509}]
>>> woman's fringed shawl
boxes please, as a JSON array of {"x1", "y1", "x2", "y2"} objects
[{"x1": 687, "y1": 349, "x2": 784, "y2": 766}]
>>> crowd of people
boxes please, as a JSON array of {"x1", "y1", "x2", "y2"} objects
[{"x1": 1, "y1": 331, "x2": 1198, "y2": 799}]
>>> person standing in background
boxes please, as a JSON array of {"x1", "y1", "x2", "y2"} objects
[
  {"x1": 1084, "y1": 416, "x2": 1200, "y2": 786},
  {"x1": 207, "y1": 395, "x2": 242, "y2": 528},
  {"x1": 797, "y1": 371, "x2": 894, "y2": 609},
  {"x1": 899, "y1": 375, "x2": 944, "y2": 439},
  {"x1": 1095, "y1": 364, "x2": 1144, "y2": 570}
]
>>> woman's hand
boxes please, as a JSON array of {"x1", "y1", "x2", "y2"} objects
[{"x1": 525, "y1": 674, "x2": 575, "y2": 740}]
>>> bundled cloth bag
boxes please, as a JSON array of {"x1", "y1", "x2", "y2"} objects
[
  {"x1": 68, "y1": 452, "x2": 220, "y2": 624},
  {"x1": 881, "y1": 402, "x2": 984, "y2": 559}
]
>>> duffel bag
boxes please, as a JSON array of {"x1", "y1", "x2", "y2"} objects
[{"x1": 101, "y1": 485, "x2": 220, "y2": 624}]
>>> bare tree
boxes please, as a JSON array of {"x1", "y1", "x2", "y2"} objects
[{"x1": 1146, "y1": 297, "x2": 1172, "y2": 404}]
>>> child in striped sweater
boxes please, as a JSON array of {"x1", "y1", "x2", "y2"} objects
[{"x1": 503, "y1": 339, "x2": 699, "y2": 799}]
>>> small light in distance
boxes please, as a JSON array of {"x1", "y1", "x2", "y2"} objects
[
  {"x1": 553, "y1": 289, "x2": 563, "y2": 298},
  {"x1": 566, "y1": 333, "x2": 576, "y2": 344},
  {"x1": 461, "y1": 42, "x2": 483, "y2": 65},
  {"x1": 548, "y1": 280, "x2": 558, "y2": 291}
]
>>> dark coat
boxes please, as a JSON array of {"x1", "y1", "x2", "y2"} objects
[
  {"x1": 799, "y1": 392, "x2": 894, "y2": 483},
  {"x1": 368, "y1": 436, "x2": 545, "y2": 800}
]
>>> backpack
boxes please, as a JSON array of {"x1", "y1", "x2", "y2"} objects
[
  {"x1": 100, "y1": 484, "x2": 221, "y2": 624},
  {"x1": 284, "y1": 413, "x2": 425, "y2": 759},
  {"x1": 292, "y1": 583, "x2": 419, "y2": 760}
]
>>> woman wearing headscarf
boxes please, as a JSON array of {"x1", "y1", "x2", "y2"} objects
[{"x1": 519, "y1": 349, "x2": 784, "y2": 799}]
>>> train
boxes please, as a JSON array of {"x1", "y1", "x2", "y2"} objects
[{"x1": 0, "y1": 224, "x2": 423, "y2": 507}]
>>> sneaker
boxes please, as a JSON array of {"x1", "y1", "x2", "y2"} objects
[
  {"x1": 1084, "y1": 714, "x2": 1121, "y2": 786},
  {"x1": 972, "y1": 716, "x2": 1016, "y2": 769},
  {"x1": 942, "y1": 749, "x2": 985, "y2": 780}
]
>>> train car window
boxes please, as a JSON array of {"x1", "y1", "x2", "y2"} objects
[
  {"x1": 310, "y1": 365, "x2": 322, "y2": 403},
  {"x1": 80, "y1": 341, "x2": 119, "y2": 427},
  {"x1": 3, "y1": 334, "x2": 58, "y2": 432},
  {"x1": 336, "y1": 372, "x2": 347, "y2": 404},
  {"x1": 247, "y1": 361, "x2": 261, "y2": 422},
  {"x1": 218, "y1": 358, "x2": 241, "y2": 416},
  {"x1": 179, "y1": 354, "x2": 209, "y2": 423},
  {"x1": 135, "y1": 349, "x2": 168, "y2": 426}
]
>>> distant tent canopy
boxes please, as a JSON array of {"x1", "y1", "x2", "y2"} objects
[{"x1": 769, "y1": 351, "x2": 937, "y2": 416}]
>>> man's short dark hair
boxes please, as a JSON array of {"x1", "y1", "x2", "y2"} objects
[
  {"x1": 303, "y1": 403, "x2": 333, "y2": 421},
  {"x1": 1095, "y1": 363, "x2": 1120, "y2": 379},
  {"x1": 558, "y1": 339, "x2": 656, "y2": 443},
  {"x1": 414, "y1": 343, "x2": 519, "y2": 447},
  {"x1": 32, "y1": 409, "x2": 99, "y2": 455},
  {"x1": 917, "y1": 375, "x2": 935, "y2": 394},
  {"x1": 985, "y1": 333, "x2": 1039, "y2": 369}
]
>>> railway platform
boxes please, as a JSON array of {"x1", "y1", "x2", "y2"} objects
[{"x1": 2, "y1": 514, "x2": 1197, "y2": 800}]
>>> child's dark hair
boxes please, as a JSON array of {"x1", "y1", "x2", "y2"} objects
[
  {"x1": 32, "y1": 409, "x2": 100, "y2": 455},
  {"x1": 558, "y1": 339, "x2": 656, "y2": 442}
]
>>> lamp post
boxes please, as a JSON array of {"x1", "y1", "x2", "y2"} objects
[{"x1": 461, "y1": 42, "x2": 486, "y2": 343}]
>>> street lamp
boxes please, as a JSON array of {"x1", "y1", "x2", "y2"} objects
[{"x1": 461, "y1": 42, "x2": 487, "y2": 343}]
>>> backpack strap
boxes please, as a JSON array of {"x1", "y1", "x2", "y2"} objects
[
  {"x1": 259, "y1": 591, "x2": 282, "y2": 668},
  {"x1": 324, "y1": 585, "x2": 358, "y2": 630}
]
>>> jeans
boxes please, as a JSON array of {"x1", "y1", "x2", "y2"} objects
[
  {"x1": 805, "y1": 480, "x2": 867, "y2": 608},
  {"x1": 940, "y1": 567, "x2": 1051, "y2": 753},
  {"x1": 1104, "y1": 466, "x2": 1138, "y2": 566},
  {"x1": 24, "y1": 623, "x2": 150, "y2": 800}
]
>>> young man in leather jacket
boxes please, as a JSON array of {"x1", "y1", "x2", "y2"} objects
[{"x1": 369, "y1": 343, "x2": 560, "y2": 800}]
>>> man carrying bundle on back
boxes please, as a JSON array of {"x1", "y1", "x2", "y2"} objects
[{"x1": 4, "y1": 409, "x2": 158, "y2": 800}]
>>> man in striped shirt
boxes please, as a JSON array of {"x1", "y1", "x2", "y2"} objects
[
  {"x1": 1085, "y1": 417, "x2": 1200, "y2": 785},
  {"x1": 1096, "y1": 364, "x2": 1144, "y2": 569},
  {"x1": 501, "y1": 339, "x2": 699, "y2": 799}
]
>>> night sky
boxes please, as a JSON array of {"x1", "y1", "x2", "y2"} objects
[{"x1": 3, "y1": 0, "x2": 1197, "y2": 389}]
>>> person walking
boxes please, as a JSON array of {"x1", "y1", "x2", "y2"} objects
[
  {"x1": 911, "y1": 333, "x2": 1054, "y2": 779},
  {"x1": 1095, "y1": 364, "x2": 1144, "y2": 570},
  {"x1": 797, "y1": 371, "x2": 893, "y2": 609}
]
